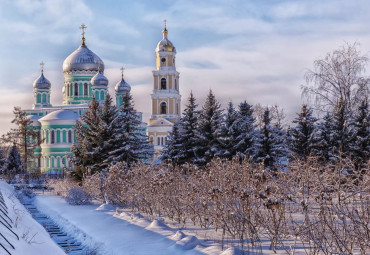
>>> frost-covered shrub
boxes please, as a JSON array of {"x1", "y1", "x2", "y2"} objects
[
  {"x1": 20, "y1": 188, "x2": 35, "y2": 198},
  {"x1": 66, "y1": 187, "x2": 92, "y2": 205},
  {"x1": 47, "y1": 178, "x2": 78, "y2": 197},
  {"x1": 82, "y1": 172, "x2": 106, "y2": 200}
]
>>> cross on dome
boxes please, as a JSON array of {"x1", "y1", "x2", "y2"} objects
[
  {"x1": 40, "y1": 61, "x2": 44, "y2": 73},
  {"x1": 80, "y1": 24, "x2": 87, "y2": 45},
  {"x1": 120, "y1": 66, "x2": 125, "y2": 78},
  {"x1": 97, "y1": 59, "x2": 101, "y2": 71}
]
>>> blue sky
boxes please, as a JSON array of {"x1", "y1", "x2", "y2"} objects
[{"x1": 1, "y1": 0, "x2": 370, "y2": 135}]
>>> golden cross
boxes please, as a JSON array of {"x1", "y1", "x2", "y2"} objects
[
  {"x1": 80, "y1": 24, "x2": 87, "y2": 38},
  {"x1": 120, "y1": 66, "x2": 125, "y2": 78},
  {"x1": 40, "y1": 61, "x2": 44, "y2": 73},
  {"x1": 97, "y1": 59, "x2": 101, "y2": 71},
  {"x1": 164, "y1": 19, "x2": 167, "y2": 29}
]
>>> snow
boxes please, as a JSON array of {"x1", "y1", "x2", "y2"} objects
[
  {"x1": 34, "y1": 195, "x2": 225, "y2": 255},
  {"x1": 39, "y1": 109, "x2": 79, "y2": 121},
  {"x1": 0, "y1": 181, "x2": 65, "y2": 255}
]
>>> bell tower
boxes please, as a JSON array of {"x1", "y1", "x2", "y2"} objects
[{"x1": 147, "y1": 20, "x2": 181, "y2": 157}]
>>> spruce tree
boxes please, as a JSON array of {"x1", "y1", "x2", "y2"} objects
[
  {"x1": 218, "y1": 102, "x2": 238, "y2": 159},
  {"x1": 4, "y1": 144, "x2": 24, "y2": 179},
  {"x1": 233, "y1": 101, "x2": 256, "y2": 159},
  {"x1": 0, "y1": 148, "x2": 6, "y2": 172},
  {"x1": 255, "y1": 109, "x2": 286, "y2": 170},
  {"x1": 194, "y1": 90, "x2": 223, "y2": 166},
  {"x1": 349, "y1": 99, "x2": 370, "y2": 170},
  {"x1": 161, "y1": 122, "x2": 184, "y2": 164},
  {"x1": 331, "y1": 99, "x2": 351, "y2": 159},
  {"x1": 312, "y1": 112, "x2": 334, "y2": 162},
  {"x1": 112, "y1": 92, "x2": 153, "y2": 165},
  {"x1": 289, "y1": 104, "x2": 318, "y2": 159}
]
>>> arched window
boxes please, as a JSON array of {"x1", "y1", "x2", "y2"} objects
[
  {"x1": 176, "y1": 103, "x2": 179, "y2": 115},
  {"x1": 175, "y1": 79, "x2": 178, "y2": 90},
  {"x1": 37, "y1": 157, "x2": 41, "y2": 168},
  {"x1": 100, "y1": 91, "x2": 105, "y2": 101},
  {"x1": 149, "y1": 136, "x2": 154, "y2": 145},
  {"x1": 68, "y1": 130, "x2": 72, "y2": 143},
  {"x1": 160, "y1": 102, "x2": 167, "y2": 114},
  {"x1": 161, "y1": 78, "x2": 166, "y2": 90},
  {"x1": 51, "y1": 130, "x2": 55, "y2": 144},
  {"x1": 95, "y1": 91, "x2": 99, "y2": 100},
  {"x1": 42, "y1": 94, "x2": 46, "y2": 103},
  {"x1": 37, "y1": 93, "x2": 41, "y2": 103},
  {"x1": 84, "y1": 83, "x2": 88, "y2": 96},
  {"x1": 67, "y1": 84, "x2": 70, "y2": 96},
  {"x1": 74, "y1": 83, "x2": 78, "y2": 96},
  {"x1": 157, "y1": 137, "x2": 160, "y2": 145}
]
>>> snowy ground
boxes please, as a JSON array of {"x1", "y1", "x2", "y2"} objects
[
  {"x1": 35, "y1": 195, "x2": 237, "y2": 255},
  {"x1": 0, "y1": 181, "x2": 65, "y2": 255}
]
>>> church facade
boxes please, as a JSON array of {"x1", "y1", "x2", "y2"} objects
[{"x1": 25, "y1": 23, "x2": 180, "y2": 174}]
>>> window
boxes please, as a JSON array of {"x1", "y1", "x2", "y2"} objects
[
  {"x1": 157, "y1": 137, "x2": 160, "y2": 145},
  {"x1": 67, "y1": 84, "x2": 70, "y2": 96},
  {"x1": 51, "y1": 130, "x2": 55, "y2": 144},
  {"x1": 175, "y1": 79, "x2": 178, "y2": 90},
  {"x1": 37, "y1": 93, "x2": 41, "y2": 103},
  {"x1": 160, "y1": 102, "x2": 167, "y2": 114},
  {"x1": 74, "y1": 83, "x2": 78, "y2": 96},
  {"x1": 161, "y1": 78, "x2": 166, "y2": 90},
  {"x1": 149, "y1": 136, "x2": 154, "y2": 145},
  {"x1": 100, "y1": 91, "x2": 105, "y2": 101},
  {"x1": 37, "y1": 157, "x2": 41, "y2": 168},
  {"x1": 176, "y1": 103, "x2": 179, "y2": 115},
  {"x1": 95, "y1": 91, "x2": 99, "y2": 100},
  {"x1": 68, "y1": 130, "x2": 72, "y2": 143},
  {"x1": 42, "y1": 94, "x2": 46, "y2": 103},
  {"x1": 37, "y1": 131, "x2": 41, "y2": 144},
  {"x1": 84, "y1": 83, "x2": 88, "y2": 96},
  {"x1": 161, "y1": 58, "x2": 166, "y2": 65}
]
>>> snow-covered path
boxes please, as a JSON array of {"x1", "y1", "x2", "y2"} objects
[{"x1": 34, "y1": 195, "x2": 217, "y2": 255}]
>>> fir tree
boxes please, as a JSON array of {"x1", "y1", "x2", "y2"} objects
[
  {"x1": 1, "y1": 107, "x2": 41, "y2": 172},
  {"x1": 111, "y1": 92, "x2": 153, "y2": 165},
  {"x1": 255, "y1": 109, "x2": 286, "y2": 170},
  {"x1": 349, "y1": 99, "x2": 370, "y2": 170},
  {"x1": 312, "y1": 112, "x2": 334, "y2": 162},
  {"x1": 331, "y1": 98, "x2": 351, "y2": 159},
  {"x1": 161, "y1": 122, "x2": 184, "y2": 164},
  {"x1": 233, "y1": 101, "x2": 256, "y2": 159},
  {"x1": 289, "y1": 104, "x2": 318, "y2": 159},
  {"x1": 194, "y1": 90, "x2": 223, "y2": 165},
  {"x1": 218, "y1": 101, "x2": 238, "y2": 159},
  {"x1": 4, "y1": 144, "x2": 24, "y2": 178},
  {"x1": 0, "y1": 148, "x2": 6, "y2": 172}
]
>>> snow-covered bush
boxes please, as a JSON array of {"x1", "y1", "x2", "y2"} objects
[
  {"x1": 66, "y1": 187, "x2": 92, "y2": 205},
  {"x1": 47, "y1": 178, "x2": 78, "y2": 197}
]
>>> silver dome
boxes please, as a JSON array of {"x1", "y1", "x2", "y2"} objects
[
  {"x1": 115, "y1": 77, "x2": 131, "y2": 93},
  {"x1": 91, "y1": 70, "x2": 108, "y2": 86},
  {"x1": 63, "y1": 44, "x2": 104, "y2": 73},
  {"x1": 33, "y1": 73, "x2": 51, "y2": 89}
]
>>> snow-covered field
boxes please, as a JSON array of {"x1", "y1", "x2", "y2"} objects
[
  {"x1": 0, "y1": 181, "x2": 65, "y2": 255},
  {"x1": 35, "y1": 195, "x2": 237, "y2": 255}
]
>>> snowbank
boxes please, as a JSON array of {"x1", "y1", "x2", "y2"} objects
[
  {"x1": 34, "y1": 195, "x2": 226, "y2": 255},
  {"x1": 0, "y1": 181, "x2": 65, "y2": 255}
]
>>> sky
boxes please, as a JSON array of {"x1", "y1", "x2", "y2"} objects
[{"x1": 1, "y1": 0, "x2": 370, "y2": 135}]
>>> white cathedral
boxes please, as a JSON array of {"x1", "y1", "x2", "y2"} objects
[{"x1": 25, "y1": 23, "x2": 181, "y2": 174}]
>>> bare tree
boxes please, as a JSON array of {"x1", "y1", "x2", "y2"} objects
[{"x1": 303, "y1": 42, "x2": 370, "y2": 114}]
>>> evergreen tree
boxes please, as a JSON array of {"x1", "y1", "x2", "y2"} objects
[
  {"x1": 0, "y1": 148, "x2": 7, "y2": 172},
  {"x1": 233, "y1": 101, "x2": 256, "y2": 159},
  {"x1": 194, "y1": 90, "x2": 223, "y2": 166},
  {"x1": 111, "y1": 92, "x2": 153, "y2": 165},
  {"x1": 289, "y1": 104, "x2": 318, "y2": 159},
  {"x1": 161, "y1": 122, "x2": 184, "y2": 164},
  {"x1": 1, "y1": 107, "x2": 41, "y2": 172},
  {"x1": 4, "y1": 144, "x2": 24, "y2": 178},
  {"x1": 331, "y1": 98, "x2": 351, "y2": 159},
  {"x1": 349, "y1": 99, "x2": 370, "y2": 170},
  {"x1": 218, "y1": 102, "x2": 238, "y2": 159},
  {"x1": 312, "y1": 112, "x2": 334, "y2": 162},
  {"x1": 255, "y1": 109, "x2": 286, "y2": 170}
]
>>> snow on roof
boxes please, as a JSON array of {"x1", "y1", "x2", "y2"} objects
[{"x1": 39, "y1": 109, "x2": 79, "y2": 122}]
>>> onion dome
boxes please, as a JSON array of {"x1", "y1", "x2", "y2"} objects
[
  {"x1": 33, "y1": 62, "x2": 51, "y2": 89},
  {"x1": 156, "y1": 20, "x2": 175, "y2": 52},
  {"x1": 91, "y1": 69, "x2": 108, "y2": 86},
  {"x1": 63, "y1": 24, "x2": 104, "y2": 73},
  {"x1": 115, "y1": 68, "x2": 131, "y2": 92}
]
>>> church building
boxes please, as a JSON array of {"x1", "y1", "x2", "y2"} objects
[{"x1": 24, "y1": 23, "x2": 180, "y2": 173}]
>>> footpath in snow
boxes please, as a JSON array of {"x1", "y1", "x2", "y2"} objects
[
  {"x1": 35, "y1": 195, "x2": 238, "y2": 255},
  {"x1": 0, "y1": 181, "x2": 65, "y2": 255}
]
